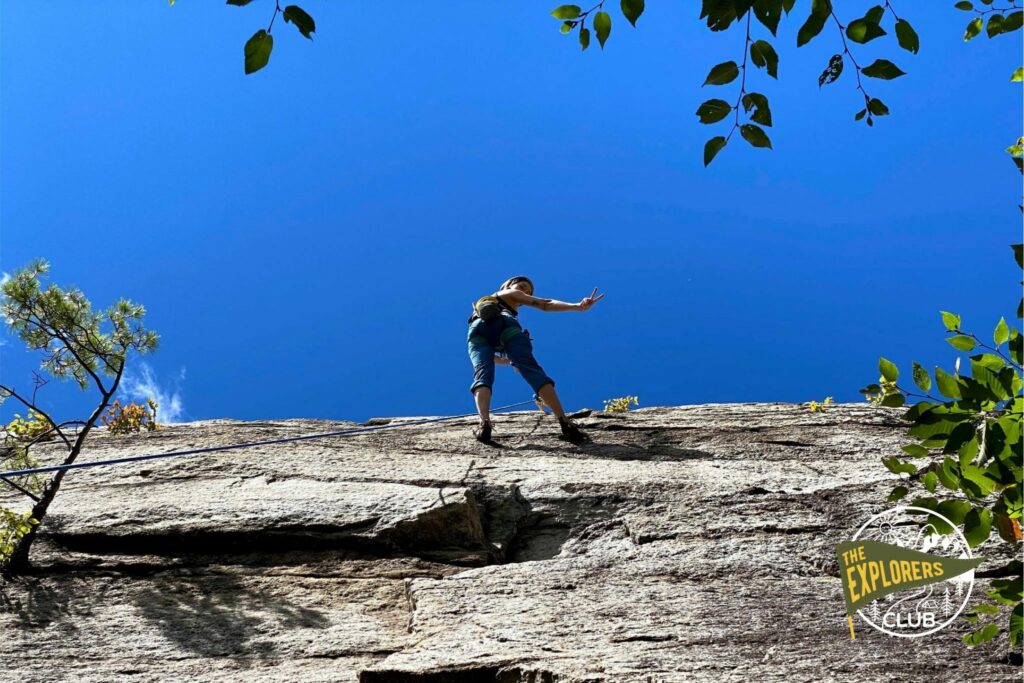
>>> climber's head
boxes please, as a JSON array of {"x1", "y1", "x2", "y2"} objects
[{"x1": 500, "y1": 276, "x2": 534, "y2": 296}]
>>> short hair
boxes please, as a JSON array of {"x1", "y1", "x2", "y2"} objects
[{"x1": 500, "y1": 276, "x2": 534, "y2": 293}]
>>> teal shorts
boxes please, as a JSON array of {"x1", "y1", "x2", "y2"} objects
[{"x1": 467, "y1": 313, "x2": 554, "y2": 396}]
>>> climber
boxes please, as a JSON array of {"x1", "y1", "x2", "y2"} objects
[{"x1": 467, "y1": 275, "x2": 605, "y2": 444}]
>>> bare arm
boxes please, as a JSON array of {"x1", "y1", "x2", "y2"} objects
[
  {"x1": 499, "y1": 287, "x2": 605, "y2": 312},
  {"x1": 499, "y1": 289, "x2": 578, "y2": 312}
]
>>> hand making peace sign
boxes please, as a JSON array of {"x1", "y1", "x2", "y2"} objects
[{"x1": 577, "y1": 287, "x2": 606, "y2": 311}]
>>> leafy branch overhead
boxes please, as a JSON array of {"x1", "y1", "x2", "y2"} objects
[
  {"x1": 169, "y1": 0, "x2": 318, "y2": 74},
  {"x1": 550, "y1": 1, "x2": 644, "y2": 51},
  {"x1": 173, "y1": 1, "x2": 1023, "y2": 165},
  {"x1": 697, "y1": 0, "x2": 922, "y2": 165}
]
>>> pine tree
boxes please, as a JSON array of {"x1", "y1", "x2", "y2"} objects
[
  {"x1": 942, "y1": 587, "x2": 954, "y2": 616},
  {"x1": 0, "y1": 259, "x2": 158, "y2": 574}
]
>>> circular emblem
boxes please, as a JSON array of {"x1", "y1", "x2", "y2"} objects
[{"x1": 851, "y1": 505, "x2": 976, "y2": 638}]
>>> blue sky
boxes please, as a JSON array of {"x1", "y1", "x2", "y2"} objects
[{"x1": 1, "y1": 2, "x2": 1020, "y2": 424}]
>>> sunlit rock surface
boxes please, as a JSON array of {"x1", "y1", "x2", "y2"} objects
[{"x1": 0, "y1": 404, "x2": 1016, "y2": 682}]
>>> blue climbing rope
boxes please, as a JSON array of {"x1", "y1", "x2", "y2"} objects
[{"x1": 0, "y1": 399, "x2": 538, "y2": 479}]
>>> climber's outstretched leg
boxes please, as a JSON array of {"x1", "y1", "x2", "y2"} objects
[
  {"x1": 471, "y1": 386, "x2": 493, "y2": 442},
  {"x1": 536, "y1": 383, "x2": 588, "y2": 444},
  {"x1": 503, "y1": 330, "x2": 589, "y2": 445},
  {"x1": 468, "y1": 327, "x2": 497, "y2": 443}
]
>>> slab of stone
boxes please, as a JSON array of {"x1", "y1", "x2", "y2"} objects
[{"x1": 0, "y1": 404, "x2": 1017, "y2": 682}]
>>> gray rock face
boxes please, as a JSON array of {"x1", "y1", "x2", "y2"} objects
[{"x1": 0, "y1": 404, "x2": 1017, "y2": 682}]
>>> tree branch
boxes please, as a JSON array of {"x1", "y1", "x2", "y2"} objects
[
  {"x1": 0, "y1": 384, "x2": 72, "y2": 450},
  {"x1": 14, "y1": 311, "x2": 108, "y2": 394}
]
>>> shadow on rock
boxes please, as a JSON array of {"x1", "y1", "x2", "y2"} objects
[
  {"x1": 133, "y1": 574, "x2": 329, "y2": 660},
  {"x1": 514, "y1": 441, "x2": 713, "y2": 462},
  {"x1": 0, "y1": 576, "x2": 96, "y2": 630}
]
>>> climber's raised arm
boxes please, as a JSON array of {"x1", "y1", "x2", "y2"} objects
[{"x1": 500, "y1": 287, "x2": 605, "y2": 313}]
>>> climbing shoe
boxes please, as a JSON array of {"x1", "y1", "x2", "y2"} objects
[
  {"x1": 473, "y1": 420, "x2": 492, "y2": 443},
  {"x1": 558, "y1": 417, "x2": 589, "y2": 444}
]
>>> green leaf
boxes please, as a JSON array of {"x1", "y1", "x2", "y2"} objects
[
  {"x1": 935, "y1": 368, "x2": 962, "y2": 399},
  {"x1": 750, "y1": 40, "x2": 779, "y2": 78},
  {"x1": 283, "y1": 5, "x2": 316, "y2": 39},
  {"x1": 973, "y1": 352, "x2": 1007, "y2": 372},
  {"x1": 1013, "y1": 67, "x2": 1024, "y2": 82},
  {"x1": 741, "y1": 92, "x2": 773, "y2": 127},
  {"x1": 936, "y1": 457, "x2": 961, "y2": 492},
  {"x1": 854, "y1": 108, "x2": 867, "y2": 121},
  {"x1": 796, "y1": 0, "x2": 830, "y2": 47},
  {"x1": 861, "y1": 59, "x2": 906, "y2": 80},
  {"x1": 1011, "y1": 332, "x2": 1023, "y2": 364},
  {"x1": 944, "y1": 422, "x2": 976, "y2": 454},
  {"x1": 964, "y1": 624, "x2": 999, "y2": 646},
  {"x1": 895, "y1": 19, "x2": 920, "y2": 53},
  {"x1": 879, "y1": 357, "x2": 898, "y2": 382},
  {"x1": 867, "y1": 98, "x2": 889, "y2": 116},
  {"x1": 902, "y1": 443, "x2": 930, "y2": 457},
  {"x1": 847, "y1": 19, "x2": 886, "y2": 44},
  {"x1": 995, "y1": 317, "x2": 1010, "y2": 345},
  {"x1": 864, "y1": 5, "x2": 884, "y2": 23},
  {"x1": 1014, "y1": 243, "x2": 1023, "y2": 268},
  {"x1": 818, "y1": 54, "x2": 843, "y2": 88},
  {"x1": 881, "y1": 392, "x2": 906, "y2": 408},
  {"x1": 1005, "y1": 11, "x2": 1023, "y2": 32},
  {"x1": 703, "y1": 136, "x2": 727, "y2": 167},
  {"x1": 912, "y1": 362, "x2": 932, "y2": 391},
  {"x1": 964, "y1": 17, "x2": 983, "y2": 41},
  {"x1": 561, "y1": 21, "x2": 576, "y2": 34},
  {"x1": 954, "y1": 1, "x2": 974, "y2": 10},
  {"x1": 696, "y1": 99, "x2": 732, "y2": 124},
  {"x1": 986, "y1": 13, "x2": 1005, "y2": 37},
  {"x1": 922, "y1": 470, "x2": 938, "y2": 492},
  {"x1": 947, "y1": 335, "x2": 977, "y2": 351},
  {"x1": 700, "y1": 0, "x2": 739, "y2": 31},
  {"x1": 972, "y1": 603, "x2": 1000, "y2": 615},
  {"x1": 593, "y1": 11, "x2": 611, "y2": 48},
  {"x1": 991, "y1": 575, "x2": 1024, "y2": 603},
  {"x1": 579, "y1": 27, "x2": 591, "y2": 50},
  {"x1": 227, "y1": 0, "x2": 256, "y2": 5},
  {"x1": 937, "y1": 497, "x2": 972, "y2": 525},
  {"x1": 902, "y1": 400, "x2": 937, "y2": 422},
  {"x1": 244, "y1": 30, "x2": 273, "y2": 75},
  {"x1": 996, "y1": 412, "x2": 1020, "y2": 447},
  {"x1": 882, "y1": 456, "x2": 918, "y2": 476},
  {"x1": 703, "y1": 61, "x2": 740, "y2": 86},
  {"x1": 551, "y1": 5, "x2": 582, "y2": 19},
  {"x1": 1011, "y1": 603, "x2": 1023, "y2": 648},
  {"x1": 963, "y1": 507, "x2": 993, "y2": 548},
  {"x1": 887, "y1": 485, "x2": 909, "y2": 501},
  {"x1": 620, "y1": 0, "x2": 644, "y2": 27},
  {"x1": 740, "y1": 124, "x2": 772, "y2": 149},
  {"x1": 941, "y1": 311, "x2": 962, "y2": 331},
  {"x1": 753, "y1": 0, "x2": 782, "y2": 35},
  {"x1": 958, "y1": 435, "x2": 979, "y2": 467},
  {"x1": 961, "y1": 464, "x2": 997, "y2": 498}
]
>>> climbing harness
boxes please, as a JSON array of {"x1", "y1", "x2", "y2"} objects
[
  {"x1": 467, "y1": 275, "x2": 532, "y2": 325},
  {"x1": 0, "y1": 399, "x2": 538, "y2": 480},
  {"x1": 468, "y1": 292, "x2": 517, "y2": 325},
  {"x1": 471, "y1": 295, "x2": 503, "y2": 323}
]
